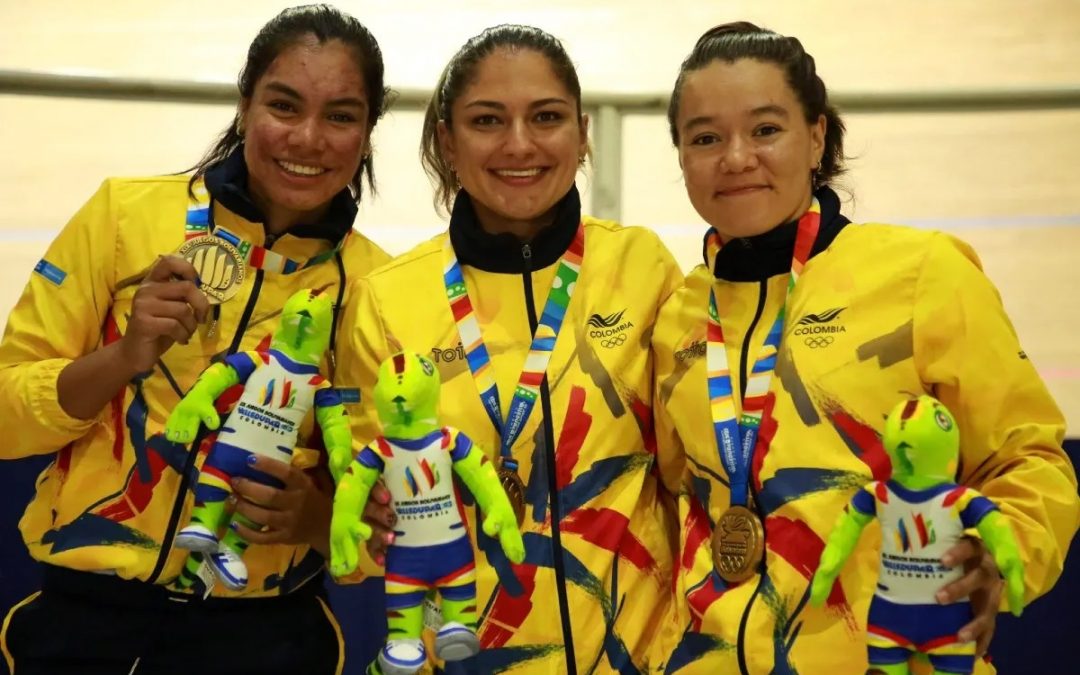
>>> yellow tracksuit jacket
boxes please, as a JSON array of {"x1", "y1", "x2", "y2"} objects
[
  {"x1": 651, "y1": 190, "x2": 1078, "y2": 674},
  {"x1": 337, "y1": 188, "x2": 685, "y2": 673},
  {"x1": 0, "y1": 166, "x2": 389, "y2": 597}
]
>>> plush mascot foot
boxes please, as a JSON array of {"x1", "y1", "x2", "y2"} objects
[
  {"x1": 435, "y1": 622, "x2": 480, "y2": 662},
  {"x1": 208, "y1": 545, "x2": 248, "y2": 590},
  {"x1": 175, "y1": 524, "x2": 218, "y2": 553},
  {"x1": 378, "y1": 639, "x2": 426, "y2": 675}
]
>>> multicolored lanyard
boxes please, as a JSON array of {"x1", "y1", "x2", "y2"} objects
[
  {"x1": 442, "y1": 225, "x2": 585, "y2": 459},
  {"x1": 184, "y1": 187, "x2": 345, "y2": 273},
  {"x1": 707, "y1": 199, "x2": 820, "y2": 507}
]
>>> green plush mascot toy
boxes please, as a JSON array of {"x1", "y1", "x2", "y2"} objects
[
  {"x1": 810, "y1": 395, "x2": 1024, "y2": 674},
  {"x1": 329, "y1": 349, "x2": 525, "y2": 675},
  {"x1": 165, "y1": 289, "x2": 351, "y2": 591}
]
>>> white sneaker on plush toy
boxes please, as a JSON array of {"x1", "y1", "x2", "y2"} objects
[
  {"x1": 208, "y1": 545, "x2": 248, "y2": 591},
  {"x1": 378, "y1": 639, "x2": 426, "y2": 675},
  {"x1": 174, "y1": 523, "x2": 218, "y2": 553},
  {"x1": 435, "y1": 622, "x2": 480, "y2": 661}
]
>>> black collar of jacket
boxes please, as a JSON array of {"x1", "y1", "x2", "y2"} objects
[
  {"x1": 710, "y1": 186, "x2": 850, "y2": 281},
  {"x1": 448, "y1": 185, "x2": 582, "y2": 273},
  {"x1": 202, "y1": 146, "x2": 358, "y2": 243}
]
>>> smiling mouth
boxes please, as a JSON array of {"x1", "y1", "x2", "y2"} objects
[
  {"x1": 717, "y1": 185, "x2": 768, "y2": 197},
  {"x1": 492, "y1": 168, "x2": 546, "y2": 179},
  {"x1": 277, "y1": 160, "x2": 327, "y2": 177}
]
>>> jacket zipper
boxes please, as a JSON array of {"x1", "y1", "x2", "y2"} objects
[
  {"x1": 735, "y1": 277, "x2": 768, "y2": 675},
  {"x1": 147, "y1": 268, "x2": 266, "y2": 584},
  {"x1": 521, "y1": 243, "x2": 578, "y2": 674}
]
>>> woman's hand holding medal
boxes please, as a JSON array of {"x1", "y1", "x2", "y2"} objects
[{"x1": 119, "y1": 254, "x2": 210, "y2": 372}]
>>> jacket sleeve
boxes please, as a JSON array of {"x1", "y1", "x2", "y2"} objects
[
  {"x1": 0, "y1": 180, "x2": 119, "y2": 459},
  {"x1": 913, "y1": 232, "x2": 1079, "y2": 603},
  {"x1": 647, "y1": 262, "x2": 693, "y2": 672},
  {"x1": 647, "y1": 487, "x2": 697, "y2": 673},
  {"x1": 649, "y1": 233, "x2": 688, "y2": 497},
  {"x1": 335, "y1": 277, "x2": 391, "y2": 448},
  {"x1": 330, "y1": 276, "x2": 393, "y2": 582},
  {"x1": 653, "y1": 360, "x2": 689, "y2": 498}
]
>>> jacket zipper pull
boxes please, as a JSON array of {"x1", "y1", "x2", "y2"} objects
[
  {"x1": 521, "y1": 243, "x2": 532, "y2": 267},
  {"x1": 204, "y1": 305, "x2": 221, "y2": 339}
]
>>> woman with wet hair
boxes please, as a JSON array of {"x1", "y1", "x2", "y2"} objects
[
  {"x1": 651, "y1": 21, "x2": 1076, "y2": 675},
  {"x1": 0, "y1": 5, "x2": 392, "y2": 673},
  {"x1": 339, "y1": 23, "x2": 684, "y2": 675}
]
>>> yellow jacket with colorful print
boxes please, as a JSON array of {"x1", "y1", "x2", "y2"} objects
[
  {"x1": 0, "y1": 154, "x2": 389, "y2": 598},
  {"x1": 336, "y1": 188, "x2": 685, "y2": 673},
  {"x1": 651, "y1": 188, "x2": 1078, "y2": 675}
]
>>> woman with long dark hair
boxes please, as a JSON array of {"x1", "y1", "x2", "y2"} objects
[
  {"x1": 0, "y1": 6, "x2": 392, "y2": 672},
  {"x1": 652, "y1": 22, "x2": 1077, "y2": 675}
]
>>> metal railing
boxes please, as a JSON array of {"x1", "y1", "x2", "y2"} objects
[{"x1": 5, "y1": 68, "x2": 1080, "y2": 220}]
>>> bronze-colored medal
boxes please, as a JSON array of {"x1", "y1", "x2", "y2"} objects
[
  {"x1": 176, "y1": 235, "x2": 245, "y2": 304},
  {"x1": 497, "y1": 457, "x2": 526, "y2": 527},
  {"x1": 711, "y1": 504, "x2": 765, "y2": 583}
]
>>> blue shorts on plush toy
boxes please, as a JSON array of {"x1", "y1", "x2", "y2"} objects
[
  {"x1": 384, "y1": 536, "x2": 476, "y2": 610},
  {"x1": 866, "y1": 596, "x2": 975, "y2": 673},
  {"x1": 193, "y1": 442, "x2": 286, "y2": 505}
]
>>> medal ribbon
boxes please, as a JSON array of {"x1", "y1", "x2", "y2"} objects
[
  {"x1": 707, "y1": 198, "x2": 820, "y2": 507},
  {"x1": 443, "y1": 225, "x2": 584, "y2": 460},
  {"x1": 185, "y1": 186, "x2": 346, "y2": 274}
]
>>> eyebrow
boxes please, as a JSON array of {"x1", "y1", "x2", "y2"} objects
[
  {"x1": 264, "y1": 81, "x2": 367, "y2": 108},
  {"x1": 464, "y1": 97, "x2": 571, "y2": 110},
  {"x1": 750, "y1": 104, "x2": 790, "y2": 118},
  {"x1": 681, "y1": 104, "x2": 791, "y2": 133},
  {"x1": 682, "y1": 115, "x2": 714, "y2": 133}
]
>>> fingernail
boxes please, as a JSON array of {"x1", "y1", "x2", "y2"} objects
[
  {"x1": 375, "y1": 554, "x2": 385, "y2": 566},
  {"x1": 385, "y1": 532, "x2": 395, "y2": 545},
  {"x1": 941, "y1": 554, "x2": 954, "y2": 566},
  {"x1": 959, "y1": 629, "x2": 972, "y2": 642},
  {"x1": 246, "y1": 454, "x2": 257, "y2": 466},
  {"x1": 936, "y1": 590, "x2": 949, "y2": 604},
  {"x1": 376, "y1": 490, "x2": 390, "y2": 504}
]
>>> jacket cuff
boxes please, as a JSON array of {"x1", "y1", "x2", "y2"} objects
[{"x1": 30, "y1": 358, "x2": 103, "y2": 434}]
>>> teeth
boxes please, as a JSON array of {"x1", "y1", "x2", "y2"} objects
[
  {"x1": 278, "y1": 160, "x2": 326, "y2": 176},
  {"x1": 495, "y1": 168, "x2": 543, "y2": 178}
]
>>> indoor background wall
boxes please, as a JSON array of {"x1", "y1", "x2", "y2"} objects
[{"x1": 1, "y1": 0, "x2": 1078, "y2": 429}]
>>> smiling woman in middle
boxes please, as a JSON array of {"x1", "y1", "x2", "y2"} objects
[{"x1": 336, "y1": 23, "x2": 686, "y2": 675}]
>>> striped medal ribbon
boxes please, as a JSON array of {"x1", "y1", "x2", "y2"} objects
[
  {"x1": 179, "y1": 187, "x2": 346, "y2": 304},
  {"x1": 706, "y1": 198, "x2": 820, "y2": 582},
  {"x1": 442, "y1": 225, "x2": 585, "y2": 524}
]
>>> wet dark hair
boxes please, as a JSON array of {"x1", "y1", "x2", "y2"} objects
[
  {"x1": 420, "y1": 24, "x2": 585, "y2": 214},
  {"x1": 187, "y1": 4, "x2": 391, "y2": 203},
  {"x1": 668, "y1": 21, "x2": 846, "y2": 188}
]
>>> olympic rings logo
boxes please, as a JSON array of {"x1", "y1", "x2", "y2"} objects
[
  {"x1": 602, "y1": 333, "x2": 628, "y2": 349},
  {"x1": 804, "y1": 336, "x2": 834, "y2": 349}
]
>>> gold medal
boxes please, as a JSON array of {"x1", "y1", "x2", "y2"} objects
[
  {"x1": 711, "y1": 505, "x2": 765, "y2": 583},
  {"x1": 497, "y1": 457, "x2": 526, "y2": 527},
  {"x1": 176, "y1": 235, "x2": 245, "y2": 304}
]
